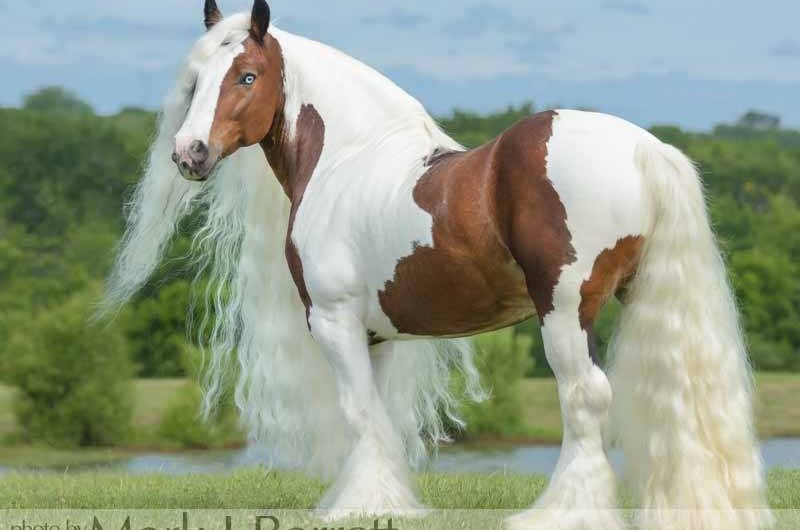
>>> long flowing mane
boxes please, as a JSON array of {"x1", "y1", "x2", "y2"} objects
[{"x1": 103, "y1": 13, "x2": 481, "y2": 476}]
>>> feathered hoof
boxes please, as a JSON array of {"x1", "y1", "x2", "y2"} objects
[
  {"x1": 317, "y1": 430, "x2": 424, "y2": 521},
  {"x1": 316, "y1": 465, "x2": 425, "y2": 522},
  {"x1": 318, "y1": 483, "x2": 426, "y2": 522}
]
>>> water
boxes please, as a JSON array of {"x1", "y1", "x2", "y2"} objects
[
  {"x1": 3, "y1": 438, "x2": 799, "y2": 476},
  {"x1": 432, "y1": 438, "x2": 800, "y2": 475}
]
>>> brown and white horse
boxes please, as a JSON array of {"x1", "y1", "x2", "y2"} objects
[{"x1": 104, "y1": 2, "x2": 772, "y2": 529}]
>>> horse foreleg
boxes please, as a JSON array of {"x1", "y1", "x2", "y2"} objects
[
  {"x1": 309, "y1": 308, "x2": 422, "y2": 518},
  {"x1": 507, "y1": 307, "x2": 623, "y2": 530}
]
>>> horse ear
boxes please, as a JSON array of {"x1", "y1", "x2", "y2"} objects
[
  {"x1": 204, "y1": 0, "x2": 223, "y2": 30},
  {"x1": 250, "y1": 0, "x2": 271, "y2": 43}
]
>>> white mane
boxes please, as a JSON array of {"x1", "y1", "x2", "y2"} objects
[{"x1": 103, "y1": 13, "x2": 480, "y2": 476}]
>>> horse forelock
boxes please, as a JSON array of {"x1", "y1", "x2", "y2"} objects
[{"x1": 177, "y1": 15, "x2": 251, "y2": 121}]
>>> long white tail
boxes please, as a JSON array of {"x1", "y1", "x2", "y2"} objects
[{"x1": 608, "y1": 141, "x2": 773, "y2": 530}]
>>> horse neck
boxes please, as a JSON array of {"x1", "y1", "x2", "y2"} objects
[
  {"x1": 277, "y1": 29, "x2": 425, "y2": 135},
  {"x1": 266, "y1": 28, "x2": 457, "y2": 200}
]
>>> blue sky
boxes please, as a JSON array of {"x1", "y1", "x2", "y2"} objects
[{"x1": 0, "y1": 0, "x2": 798, "y2": 129}]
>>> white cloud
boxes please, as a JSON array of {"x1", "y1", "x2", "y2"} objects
[{"x1": 0, "y1": 0, "x2": 799, "y2": 127}]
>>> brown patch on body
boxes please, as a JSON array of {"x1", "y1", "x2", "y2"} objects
[
  {"x1": 579, "y1": 235, "x2": 645, "y2": 330},
  {"x1": 496, "y1": 111, "x2": 577, "y2": 319},
  {"x1": 379, "y1": 111, "x2": 578, "y2": 336},
  {"x1": 262, "y1": 104, "x2": 326, "y2": 320}
]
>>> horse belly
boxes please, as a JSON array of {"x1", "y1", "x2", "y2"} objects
[{"x1": 375, "y1": 248, "x2": 534, "y2": 338}]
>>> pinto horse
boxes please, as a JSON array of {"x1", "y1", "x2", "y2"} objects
[{"x1": 104, "y1": 2, "x2": 772, "y2": 529}]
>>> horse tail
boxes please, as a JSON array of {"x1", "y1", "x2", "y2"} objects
[{"x1": 607, "y1": 140, "x2": 773, "y2": 529}]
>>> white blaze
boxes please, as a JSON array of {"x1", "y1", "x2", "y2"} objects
[{"x1": 174, "y1": 40, "x2": 246, "y2": 154}]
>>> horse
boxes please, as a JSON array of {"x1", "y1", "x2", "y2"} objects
[{"x1": 103, "y1": 2, "x2": 773, "y2": 529}]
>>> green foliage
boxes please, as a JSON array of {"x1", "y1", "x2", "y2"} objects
[
  {"x1": 125, "y1": 281, "x2": 193, "y2": 377},
  {"x1": 0, "y1": 88, "x2": 192, "y2": 380},
  {"x1": 23, "y1": 87, "x2": 94, "y2": 116},
  {"x1": 439, "y1": 103, "x2": 535, "y2": 147},
  {"x1": 0, "y1": 109, "x2": 136, "y2": 236},
  {"x1": 157, "y1": 381, "x2": 240, "y2": 449},
  {"x1": 7, "y1": 292, "x2": 133, "y2": 447},
  {"x1": 455, "y1": 328, "x2": 534, "y2": 439}
]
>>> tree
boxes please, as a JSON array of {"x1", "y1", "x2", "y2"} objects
[
  {"x1": 737, "y1": 111, "x2": 781, "y2": 131},
  {"x1": 23, "y1": 87, "x2": 94, "y2": 115},
  {"x1": 8, "y1": 291, "x2": 134, "y2": 447}
]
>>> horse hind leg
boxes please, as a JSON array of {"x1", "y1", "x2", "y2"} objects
[{"x1": 507, "y1": 281, "x2": 623, "y2": 530}]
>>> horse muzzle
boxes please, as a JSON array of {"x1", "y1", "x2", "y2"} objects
[{"x1": 172, "y1": 140, "x2": 219, "y2": 181}]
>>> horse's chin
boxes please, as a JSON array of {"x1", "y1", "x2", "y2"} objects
[
  {"x1": 178, "y1": 160, "x2": 219, "y2": 182},
  {"x1": 183, "y1": 174, "x2": 209, "y2": 182}
]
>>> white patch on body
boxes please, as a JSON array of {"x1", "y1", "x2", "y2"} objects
[{"x1": 545, "y1": 108, "x2": 653, "y2": 317}]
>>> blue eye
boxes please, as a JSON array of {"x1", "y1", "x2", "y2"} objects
[{"x1": 240, "y1": 73, "x2": 257, "y2": 85}]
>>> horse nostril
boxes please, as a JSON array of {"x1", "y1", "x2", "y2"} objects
[
  {"x1": 171, "y1": 152, "x2": 179, "y2": 164},
  {"x1": 189, "y1": 140, "x2": 209, "y2": 163},
  {"x1": 181, "y1": 161, "x2": 191, "y2": 170}
]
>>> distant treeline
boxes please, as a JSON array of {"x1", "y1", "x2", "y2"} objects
[{"x1": 1, "y1": 88, "x2": 798, "y2": 382}]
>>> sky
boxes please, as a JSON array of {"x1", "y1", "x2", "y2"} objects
[{"x1": 0, "y1": 0, "x2": 798, "y2": 130}]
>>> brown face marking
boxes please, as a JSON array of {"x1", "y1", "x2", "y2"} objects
[
  {"x1": 262, "y1": 104, "x2": 326, "y2": 321},
  {"x1": 578, "y1": 235, "x2": 645, "y2": 330},
  {"x1": 379, "y1": 111, "x2": 576, "y2": 336},
  {"x1": 207, "y1": 35, "x2": 285, "y2": 161}
]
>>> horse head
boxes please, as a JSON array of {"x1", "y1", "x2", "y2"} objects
[{"x1": 173, "y1": 0, "x2": 283, "y2": 181}]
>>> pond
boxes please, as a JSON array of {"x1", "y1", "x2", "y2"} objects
[{"x1": 2, "y1": 438, "x2": 798, "y2": 476}]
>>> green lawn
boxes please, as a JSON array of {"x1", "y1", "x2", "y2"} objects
[
  {"x1": 0, "y1": 469, "x2": 797, "y2": 510},
  {"x1": 0, "y1": 384, "x2": 16, "y2": 443},
  {"x1": 132, "y1": 378, "x2": 188, "y2": 428},
  {"x1": 753, "y1": 373, "x2": 800, "y2": 439}
]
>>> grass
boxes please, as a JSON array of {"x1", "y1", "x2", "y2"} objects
[
  {"x1": 518, "y1": 378, "x2": 562, "y2": 443},
  {"x1": 0, "y1": 446, "x2": 133, "y2": 469},
  {"x1": 0, "y1": 469, "x2": 797, "y2": 510},
  {"x1": 2, "y1": 472, "x2": 797, "y2": 530},
  {"x1": 132, "y1": 378, "x2": 188, "y2": 428},
  {"x1": 0, "y1": 384, "x2": 15, "y2": 444},
  {"x1": 754, "y1": 373, "x2": 800, "y2": 439}
]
